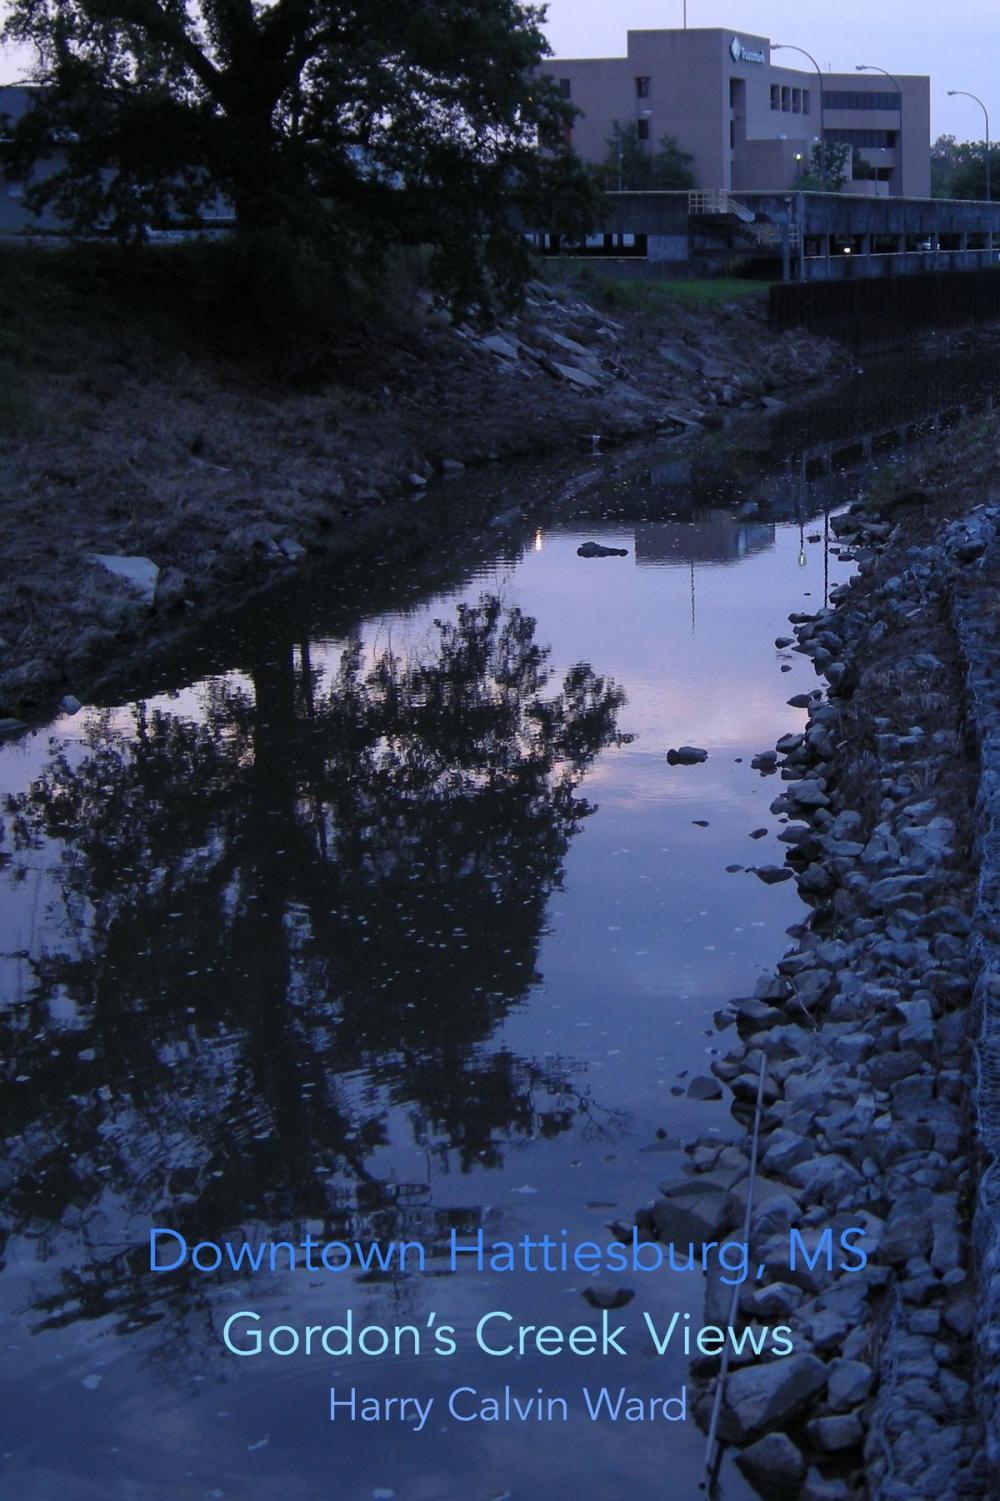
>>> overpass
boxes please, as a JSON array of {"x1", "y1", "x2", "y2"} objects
[{"x1": 534, "y1": 190, "x2": 1000, "y2": 282}]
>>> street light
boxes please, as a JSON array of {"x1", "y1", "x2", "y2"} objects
[
  {"x1": 947, "y1": 90, "x2": 991, "y2": 203},
  {"x1": 773, "y1": 43, "x2": 826, "y2": 187},
  {"x1": 856, "y1": 64, "x2": 903, "y2": 196}
]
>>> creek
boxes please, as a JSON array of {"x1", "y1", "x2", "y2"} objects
[{"x1": 1, "y1": 345, "x2": 998, "y2": 1499}]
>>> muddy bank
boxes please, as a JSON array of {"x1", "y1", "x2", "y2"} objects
[
  {"x1": 638, "y1": 421, "x2": 1000, "y2": 1497},
  {"x1": 0, "y1": 265, "x2": 848, "y2": 727}
]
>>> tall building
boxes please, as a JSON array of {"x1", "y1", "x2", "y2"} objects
[{"x1": 544, "y1": 28, "x2": 930, "y2": 198}]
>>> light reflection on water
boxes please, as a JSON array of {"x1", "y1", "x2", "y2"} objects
[{"x1": 0, "y1": 349, "x2": 996, "y2": 1500}]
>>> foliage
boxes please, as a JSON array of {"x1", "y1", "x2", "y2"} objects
[
  {"x1": 589, "y1": 121, "x2": 696, "y2": 192},
  {"x1": 0, "y1": 0, "x2": 601, "y2": 314},
  {"x1": 930, "y1": 134, "x2": 997, "y2": 200},
  {"x1": 795, "y1": 140, "x2": 851, "y2": 193},
  {"x1": 851, "y1": 148, "x2": 877, "y2": 182}
]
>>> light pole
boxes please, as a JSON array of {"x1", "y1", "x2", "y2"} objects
[
  {"x1": 947, "y1": 90, "x2": 991, "y2": 202},
  {"x1": 857, "y1": 64, "x2": 903, "y2": 196},
  {"x1": 772, "y1": 44, "x2": 826, "y2": 189}
]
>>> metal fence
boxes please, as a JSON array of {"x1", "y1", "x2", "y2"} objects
[{"x1": 770, "y1": 265, "x2": 1000, "y2": 347}]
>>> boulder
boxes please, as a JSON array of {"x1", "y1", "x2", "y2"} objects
[
  {"x1": 577, "y1": 541, "x2": 628, "y2": 558},
  {"x1": 667, "y1": 745, "x2": 708, "y2": 765},
  {"x1": 653, "y1": 1178, "x2": 734, "y2": 1242},
  {"x1": 687, "y1": 1074, "x2": 723, "y2": 1100},
  {"x1": 735, "y1": 1433, "x2": 806, "y2": 1496},
  {"x1": 754, "y1": 866, "x2": 792, "y2": 885},
  {"x1": 719, "y1": 1352, "x2": 827, "y2": 1443},
  {"x1": 554, "y1": 361, "x2": 602, "y2": 390},
  {"x1": 89, "y1": 553, "x2": 160, "y2": 605}
]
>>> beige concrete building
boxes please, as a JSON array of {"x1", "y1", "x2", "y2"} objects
[{"x1": 544, "y1": 27, "x2": 930, "y2": 198}]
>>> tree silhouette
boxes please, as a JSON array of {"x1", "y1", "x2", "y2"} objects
[{"x1": 0, "y1": 595, "x2": 630, "y2": 1346}]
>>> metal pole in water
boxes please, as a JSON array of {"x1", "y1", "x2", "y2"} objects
[{"x1": 702, "y1": 1053, "x2": 768, "y2": 1491}]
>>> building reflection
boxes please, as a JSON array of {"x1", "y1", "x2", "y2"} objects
[{"x1": 634, "y1": 514, "x2": 776, "y2": 568}]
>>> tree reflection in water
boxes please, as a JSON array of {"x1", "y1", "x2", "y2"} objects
[{"x1": 0, "y1": 595, "x2": 631, "y2": 1344}]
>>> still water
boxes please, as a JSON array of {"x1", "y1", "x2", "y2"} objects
[{"x1": 0, "y1": 347, "x2": 996, "y2": 1500}]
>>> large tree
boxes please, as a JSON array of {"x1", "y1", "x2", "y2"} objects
[{"x1": 0, "y1": 0, "x2": 599, "y2": 307}]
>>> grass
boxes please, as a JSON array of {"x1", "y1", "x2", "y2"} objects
[{"x1": 539, "y1": 261, "x2": 769, "y2": 316}]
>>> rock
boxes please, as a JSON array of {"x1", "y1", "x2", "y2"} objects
[
  {"x1": 800, "y1": 1472, "x2": 849, "y2": 1501},
  {"x1": 653, "y1": 1179, "x2": 733, "y2": 1241},
  {"x1": 687, "y1": 1075, "x2": 723, "y2": 1100},
  {"x1": 802, "y1": 1307, "x2": 849, "y2": 1353},
  {"x1": 658, "y1": 343, "x2": 702, "y2": 375},
  {"x1": 806, "y1": 1413, "x2": 863, "y2": 1451},
  {"x1": 750, "y1": 828, "x2": 768, "y2": 839},
  {"x1": 0, "y1": 717, "x2": 27, "y2": 737},
  {"x1": 554, "y1": 361, "x2": 602, "y2": 390},
  {"x1": 89, "y1": 553, "x2": 160, "y2": 605},
  {"x1": 752, "y1": 750, "x2": 779, "y2": 771},
  {"x1": 664, "y1": 408, "x2": 708, "y2": 433},
  {"x1": 735, "y1": 1432, "x2": 806, "y2": 1495},
  {"x1": 719, "y1": 1353, "x2": 828, "y2": 1443},
  {"x1": 826, "y1": 1358, "x2": 874, "y2": 1410},
  {"x1": 785, "y1": 779, "x2": 830, "y2": 810},
  {"x1": 481, "y1": 333, "x2": 520, "y2": 360},
  {"x1": 667, "y1": 746, "x2": 708, "y2": 765},
  {"x1": 867, "y1": 873, "x2": 927, "y2": 911},
  {"x1": 865, "y1": 1051, "x2": 924, "y2": 1090},
  {"x1": 59, "y1": 695, "x2": 82, "y2": 715},
  {"x1": 761, "y1": 1130, "x2": 813, "y2": 1174},
  {"x1": 577, "y1": 541, "x2": 628, "y2": 558},
  {"x1": 776, "y1": 733, "x2": 804, "y2": 754},
  {"x1": 753, "y1": 866, "x2": 792, "y2": 885},
  {"x1": 790, "y1": 1154, "x2": 864, "y2": 1206},
  {"x1": 582, "y1": 1286, "x2": 635, "y2": 1311},
  {"x1": 750, "y1": 1282, "x2": 804, "y2": 1319},
  {"x1": 279, "y1": 536, "x2": 307, "y2": 562}
]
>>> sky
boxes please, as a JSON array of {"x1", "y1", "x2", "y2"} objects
[{"x1": 0, "y1": 0, "x2": 994, "y2": 142}]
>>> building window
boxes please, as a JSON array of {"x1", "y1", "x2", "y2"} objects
[
  {"x1": 635, "y1": 76, "x2": 650, "y2": 98},
  {"x1": 822, "y1": 90, "x2": 899, "y2": 111},
  {"x1": 558, "y1": 77, "x2": 571, "y2": 98},
  {"x1": 802, "y1": 89, "x2": 810, "y2": 115},
  {"x1": 792, "y1": 88, "x2": 802, "y2": 113},
  {"x1": 825, "y1": 127, "x2": 898, "y2": 148},
  {"x1": 770, "y1": 84, "x2": 780, "y2": 110},
  {"x1": 781, "y1": 86, "x2": 791, "y2": 112},
  {"x1": 637, "y1": 117, "x2": 650, "y2": 140},
  {"x1": 729, "y1": 120, "x2": 736, "y2": 148}
]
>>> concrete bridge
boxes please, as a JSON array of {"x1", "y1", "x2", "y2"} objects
[{"x1": 535, "y1": 190, "x2": 1000, "y2": 282}]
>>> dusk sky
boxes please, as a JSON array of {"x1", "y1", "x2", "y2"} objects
[{"x1": 0, "y1": 1, "x2": 994, "y2": 142}]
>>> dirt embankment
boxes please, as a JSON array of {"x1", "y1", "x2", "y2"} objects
[{"x1": 0, "y1": 252, "x2": 848, "y2": 727}]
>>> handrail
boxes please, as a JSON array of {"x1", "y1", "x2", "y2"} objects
[{"x1": 688, "y1": 189, "x2": 756, "y2": 223}]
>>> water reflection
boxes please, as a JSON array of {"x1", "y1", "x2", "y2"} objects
[
  {"x1": 1, "y1": 596, "x2": 630, "y2": 1346},
  {"x1": 635, "y1": 518, "x2": 775, "y2": 568}
]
